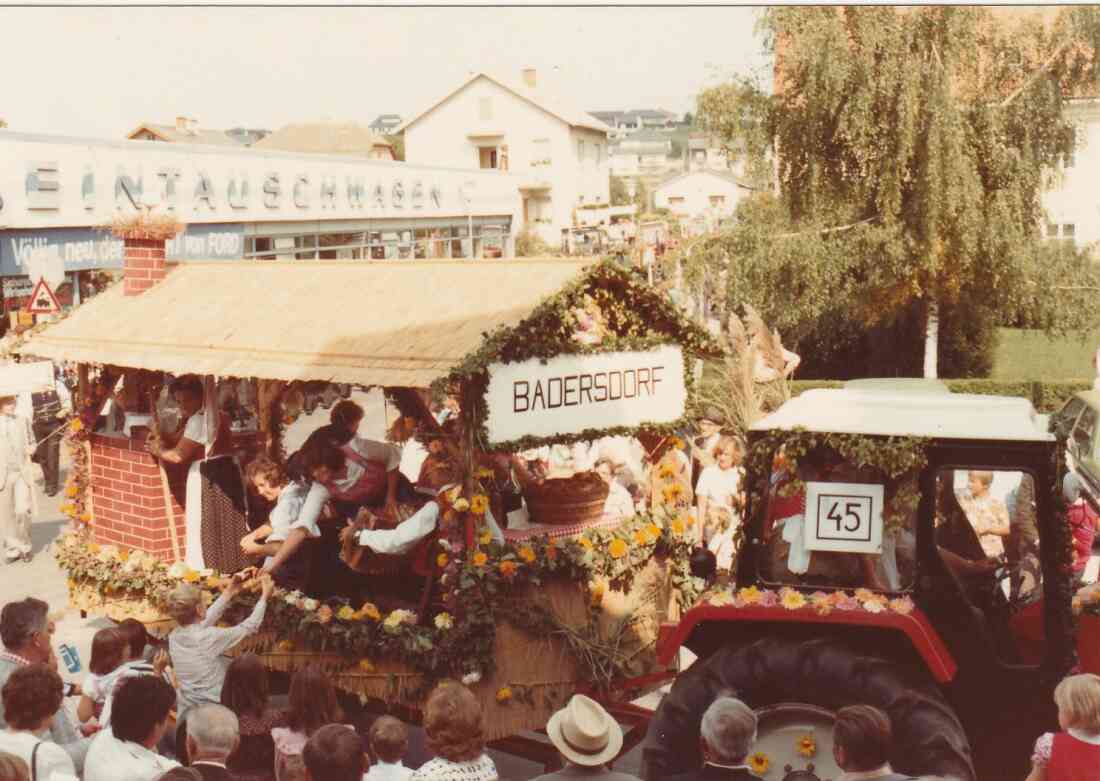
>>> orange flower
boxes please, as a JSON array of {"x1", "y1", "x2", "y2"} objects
[
  {"x1": 499, "y1": 560, "x2": 518, "y2": 578},
  {"x1": 470, "y1": 495, "x2": 489, "y2": 515},
  {"x1": 182, "y1": 569, "x2": 200, "y2": 583},
  {"x1": 70, "y1": 419, "x2": 83, "y2": 433},
  {"x1": 276, "y1": 640, "x2": 295, "y2": 652},
  {"x1": 472, "y1": 551, "x2": 489, "y2": 568},
  {"x1": 358, "y1": 658, "x2": 375, "y2": 673},
  {"x1": 436, "y1": 552, "x2": 449, "y2": 569},
  {"x1": 496, "y1": 686, "x2": 513, "y2": 703},
  {"x1": 79, "y1": 512, "x2": 92, "y2": 524},
  {"x1": 633, "y1": 529, "x2": 650, "y2": 545},
  {"x1": 608, "y1": 539, "x2": 628, "y2": 559},
  {"x1": 578, "y1": 536, "x2": 593, "y2": 550},
  {"x1": 64, "y1": 485, "x2": 78, "y2": 498},
  {"x1": 358, "y1": 602, "x2": 381, "y2": 621},
  {"x1": 646, "y1": 523, "x2": 662, "y2": 539},
  {"x1": 518, "y1": 546, "x2": 536, "y2": 564},
  {"x1": 118, "y1": 549, "x2": 130, "y2": 562}
]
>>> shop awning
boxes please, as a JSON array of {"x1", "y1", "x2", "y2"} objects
[{"x1": 17, "y1": 259, "x2": 595, "y2": 388}]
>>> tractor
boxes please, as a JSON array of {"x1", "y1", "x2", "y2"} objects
[{"x1": 643, "y1": 380, "x2": 1081, "y2": 780}]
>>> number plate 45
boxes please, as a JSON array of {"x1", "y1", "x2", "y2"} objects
[{"x1": 803, "y1": 481, "x2": 885, "y2": 554}]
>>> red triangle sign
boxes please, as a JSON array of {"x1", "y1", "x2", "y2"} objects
[{"x1": 24, "y1": 278, "x2": 62, "y2": 314}]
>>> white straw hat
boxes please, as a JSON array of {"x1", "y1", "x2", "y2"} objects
[{"x1": 546, "y1": 694, "x2": 623, "y2": 767}]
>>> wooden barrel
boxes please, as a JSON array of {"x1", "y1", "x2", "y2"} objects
[{"x1": 524, "y1": 474, "x2": 609, "y2": 526}]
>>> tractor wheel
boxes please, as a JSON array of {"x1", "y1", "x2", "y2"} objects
[{"x1": 641, "y1": 636, "x2": 974, "y2": 781}]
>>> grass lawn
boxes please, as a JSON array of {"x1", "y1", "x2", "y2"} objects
[{"x1": 992, "y1": 327, "x2": 1099, "y2": 380}]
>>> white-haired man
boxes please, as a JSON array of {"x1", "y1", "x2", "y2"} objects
[
  {"x1": 666, "y1": 697, "x2": 759, "y2": 780},
  {"x1": 185, "y1": 703, "x2": 240, "y2": 781}
]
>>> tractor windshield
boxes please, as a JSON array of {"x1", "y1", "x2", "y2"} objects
[{"x1": 757, "y1": 450, "x2": 918, "y2": 592}]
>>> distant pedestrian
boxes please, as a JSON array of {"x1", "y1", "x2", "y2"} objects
[
  {"x1": 1027, "y1": 673, "x2": 1100, "y2": 781},
  {"x1": 0, "y1": 396, "x2": 35, "y2": 564},
  {"x1": 665, "y1": 697, "x2": 757, "y2": 781},
  {"x1": 18, "y1": 367, "x2": 71, "y2": 498}
]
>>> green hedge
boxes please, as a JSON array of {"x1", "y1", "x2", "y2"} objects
[{"x1": 789, "y1": 379, "x2": 1094, "y2": 413}]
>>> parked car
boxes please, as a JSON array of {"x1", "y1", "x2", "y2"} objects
[{"x1": 1051, "y1": 391, "x2": 1100, "y2": 510}]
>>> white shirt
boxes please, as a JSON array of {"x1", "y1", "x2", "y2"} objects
[
  {"x1": 182, "y1": 409, "x2": 214, "y2": 448},
  {"x1": 0, "y1": 730, "x2": 76, "y2": 781},
  {"x1": 84, "y1": 729, "x2": 178, "y2": 781},
  {"x1": 602, "y1": 481, "x2": 635, "y2": 521},
  {"x1": 97, "y1": 660, "x2": 160, "y2": 728},
  {"x1": 696, "y1": 465, "x2": 743, "y2": 507},
  {"x1": 357, "y1": 490, "x2": 504, "y2": 555},
  {"x1": 263, "y1": 482, "x2": 316, "y2": 569},
  {"x1": 365, "y1": 759, "x2": 414, "y2": 781},
  {"x1": 299, "y1": 436, "x2": 401, "y2": 528},
  {"x1": 169, "y1": 590, "x2": 268, "y2": 714}
]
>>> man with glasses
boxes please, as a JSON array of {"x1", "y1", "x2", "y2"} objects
[{"x1": 0, "y1": 598, "x2": 92, "y2": 771}]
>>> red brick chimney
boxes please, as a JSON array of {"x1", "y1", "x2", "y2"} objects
[{"x1": 123, "y1": 237, "x2": 167, "y2": 296}]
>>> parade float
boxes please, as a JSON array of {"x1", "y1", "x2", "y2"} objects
[{"x1": 19, "y1": 241, "x2": 722, "y2": 760}]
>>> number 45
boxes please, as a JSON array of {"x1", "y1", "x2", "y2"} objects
[{"x1": 827, "y1": 501, "x2": 862, "y2": 533}]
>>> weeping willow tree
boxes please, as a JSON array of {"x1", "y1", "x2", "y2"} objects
[{"x1": 685, "y1": 6, "x2": 1100, "y2": 378}]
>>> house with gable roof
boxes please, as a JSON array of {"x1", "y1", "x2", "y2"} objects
[{"x1": 397, "y1": 68, "x2": 611, "y2": 245}]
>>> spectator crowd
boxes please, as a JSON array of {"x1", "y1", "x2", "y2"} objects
[{"x1": 2, "y1": 589, "x2": 1100, "y2": 781}]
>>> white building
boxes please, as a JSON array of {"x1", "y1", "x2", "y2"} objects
[
  {"x1": 1042, "y1": 99, "x2": 1099, "y2": 248},
  {"x1": 398, "y1": 69, "x2": 611, "y2": 245},
  {"x1": 654, "y1": 170, "x2": 750, "y2": 224},
  {"x1": 610, "y1": 130, "x2": 675, "y2": 178}
]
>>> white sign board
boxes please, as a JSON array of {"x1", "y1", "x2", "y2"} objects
[
  {"x1": 803, "y1": 481, "x2": 885, "y2": 554},
  {"x1": 0, "y1": 362, "x2": 54, "y2": 396},
  {"x1": 484, "y1": 345, "x2": 686, "y2": 445}
]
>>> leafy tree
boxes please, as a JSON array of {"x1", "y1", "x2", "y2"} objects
[
  {"x1": 610, "y1": 176, "x2": 632, "y2": 206},
  {"x1": 682, "y1": 111, "x2": 694, "y2": 127},
  {"x1": 689, "y1": 6, "x2": 1100, "y2": 377},
  {"x1": 386, "y1": 133, "x2": 405, "y2": 162}
]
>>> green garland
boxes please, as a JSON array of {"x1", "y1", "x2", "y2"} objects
[
  {"x1": 55, "y1": 509, "x2": 702, "y2": 693},
  {"x1": 436, "y1": 261, "x2": 722, "y2": 453}
]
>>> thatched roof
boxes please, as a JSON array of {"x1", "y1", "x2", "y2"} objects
[{"x1": 18, "y1": 260, "x2": 596, "y2": 388}]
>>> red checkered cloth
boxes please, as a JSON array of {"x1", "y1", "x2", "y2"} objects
[{"x1": 452, "y1": 513, "x2": 627, "y2": 553}]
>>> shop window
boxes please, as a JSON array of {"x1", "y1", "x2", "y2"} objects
[
  {"x1": 452, "y1": 226, "x2": 468, "y2": 259},
  {"x1": 479, "y1": 147, "x2": 499, "y2": 170},
  {"x1": 479, "y1": 97, "x2": 493, "y2": 121}
]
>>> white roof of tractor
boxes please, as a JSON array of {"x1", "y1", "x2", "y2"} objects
[{"x1": 751, "y1": 379, "x2": 1054, "y2": 442}]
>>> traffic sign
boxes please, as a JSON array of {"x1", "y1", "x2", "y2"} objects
[{"x1": 24, "y1": 278, "x2": 61, "y2": 314}]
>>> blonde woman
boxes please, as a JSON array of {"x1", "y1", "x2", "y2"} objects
[{"x1": 695, "y1": 436, "x2": 745, "y2": 570}]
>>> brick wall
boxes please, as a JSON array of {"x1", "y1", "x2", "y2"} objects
[{"x1": 89, "y1": 433, "x2": 186, "y2": 561}]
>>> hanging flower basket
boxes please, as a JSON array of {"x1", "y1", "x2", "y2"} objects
[{"x1": 103, "y1": 212, "x2": 186, "y2": 241}]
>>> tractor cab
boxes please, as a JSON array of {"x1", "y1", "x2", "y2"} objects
[{"x1": 647, "y1": 381, "x2": 1075, "y2": 781}]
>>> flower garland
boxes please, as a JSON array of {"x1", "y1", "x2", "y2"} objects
[
  {"x1": 706, "y1": 584, "x2": 916, "y2": 617},
  {"x1": 437, "y1": 260, "x2": 723, "y2": 453},
  {"x1": 59, "y1": 368, "x2": 121, "y2": 529},
  {"x1": 55, "y1": 509, "x2": 703, "y2": 689}
]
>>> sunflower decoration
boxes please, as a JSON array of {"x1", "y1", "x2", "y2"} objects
[
  {"x1": 796, "y1": 734, "x2": 817, "y2": 758},
  {"x1": 748, "y1": 751, "x2": 770, "y2": 774}
]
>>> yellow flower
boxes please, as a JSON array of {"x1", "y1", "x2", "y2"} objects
[
  {"x1": 70, "y1": 419, "x2": 83, "y2": 433},
  {"x1": 578, "y1": 536, "x2": 593, "y2": 550},
  {"x1": 470, "y1": 495, "x2": 489, "y2": 515},
  {"x1": 749, "y1": 752, "x2": 770, "y2": 774},
  {"x1": 205, "y1": 576, "x2": 222, "y2": 589},
  {"x1": 608, "y1": 538, "x2": 628, "y2": 559},
  {"x1": 337, "y1": 606, "x2": 357, "y2": 621},
  {"x1": 738, "y1": 586, "x2": 762, "y2": 605},
  {"x1": 79, "y1": 512, "x2": 92, "y2": 524},
  {"x1": 88, "y1": 543, "x2": 101, "y2": 554},
  {"x1": 590, "y1": 582, "x2": 606, "y2": 606},
  {"x1": 434, "y1": 612, "x2": 454, "y2": 630},
  {"x1": 478, "y1": 529, "x2": 493, "y2": 546},
  {"x1": 518, "y1": 546, "x2": 536, "y2": 564},
  {"x1": 646, "y1": 523, "x2": 662, "y2": 539},
  {"x1": 797, "y1": 735, "x2": 817, "y2": 758},
  {"x1": 633, "y1": 529, "x2": 650, "y2": 545},
  {"x1": 472, "y1": 551, "x2": 488, "y2": 568},
  {"x1": 662, "y1": 484, "x2": 683, "y2": 501},
  {"x1": 118, "y1": 549, "x2": 130, "y2": 562},
  {"x1": 276, "y1": 640, "x2": 295, "y2": 652},
  {"x1": 476, "y1": 467, "x2": 495, "y2": 479},
  {"x1": 854, "y1": 588, "x2": 876, "y2": 603},
  {"x1": 496, "y1": 686, "x2": 513, "y2": 703},
  {"x1": 499, "y1": 560, "x2": 518, "y2": 578},
  {"x1": 670, "y1": 517, "x2": 685, "y2": 536},
  {"x1": 780, "y1": 589, "x2": 807, "y2": 611},
  {"x1": 182, "y1": 569, "x2": 200, "y2": 583},
  {"x1": 452, "y1": 498, "x2": 470, "y2": 513},
  {"x1": 436, "y1": 553, "x2": 449, "y2": 569},
  {"x1": 64, "y1": 485, "x2": 78, "y2": 498},
  {"x1": 358, "y1": 658, "x2": 375, "y2": 673},
  {"x1": 669, "y1": 437, "x2": 685, "y2": 450},
  {"x1": 658, "y1": 465, "x2": 675, "y2": 479}
]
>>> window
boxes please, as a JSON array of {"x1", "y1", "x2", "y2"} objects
[
  {"x1": 479, "y1": 97, "x2": 493, "y2": 121},
  {"x1": 709, "y1": 195, "x2": 726, "y2": 207},
  {"x1": 668, "y1": 196, "x2": 686, "y2": 208},
  {"x1": 1064, "y1": 224, "x2": 1076, "y2": 240},
  {"x1": 1047, "y1": 223, "x2": 1060, "y2": 238},
  {"x1": 577, "y1": 140, "x2": 585, "y2": 162},
  {"x1": 935, "y1": 469, "x2": 1046, "y2": 666},
  {"x1": 479, "y1": 147, "x2": 498, "y2": 170}
]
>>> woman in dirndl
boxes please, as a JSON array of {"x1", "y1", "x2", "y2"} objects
[{"x1": 148, "y1": 374, "x2": 246, "y2": 572}]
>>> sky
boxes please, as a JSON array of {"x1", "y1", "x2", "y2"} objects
[{"x1": 0, "y1": 6, "x2": 768, "y2": 140}]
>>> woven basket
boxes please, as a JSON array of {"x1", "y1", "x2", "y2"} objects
[{"x1": 524, "y1": 474, "x2": 609, "y2": 526}]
